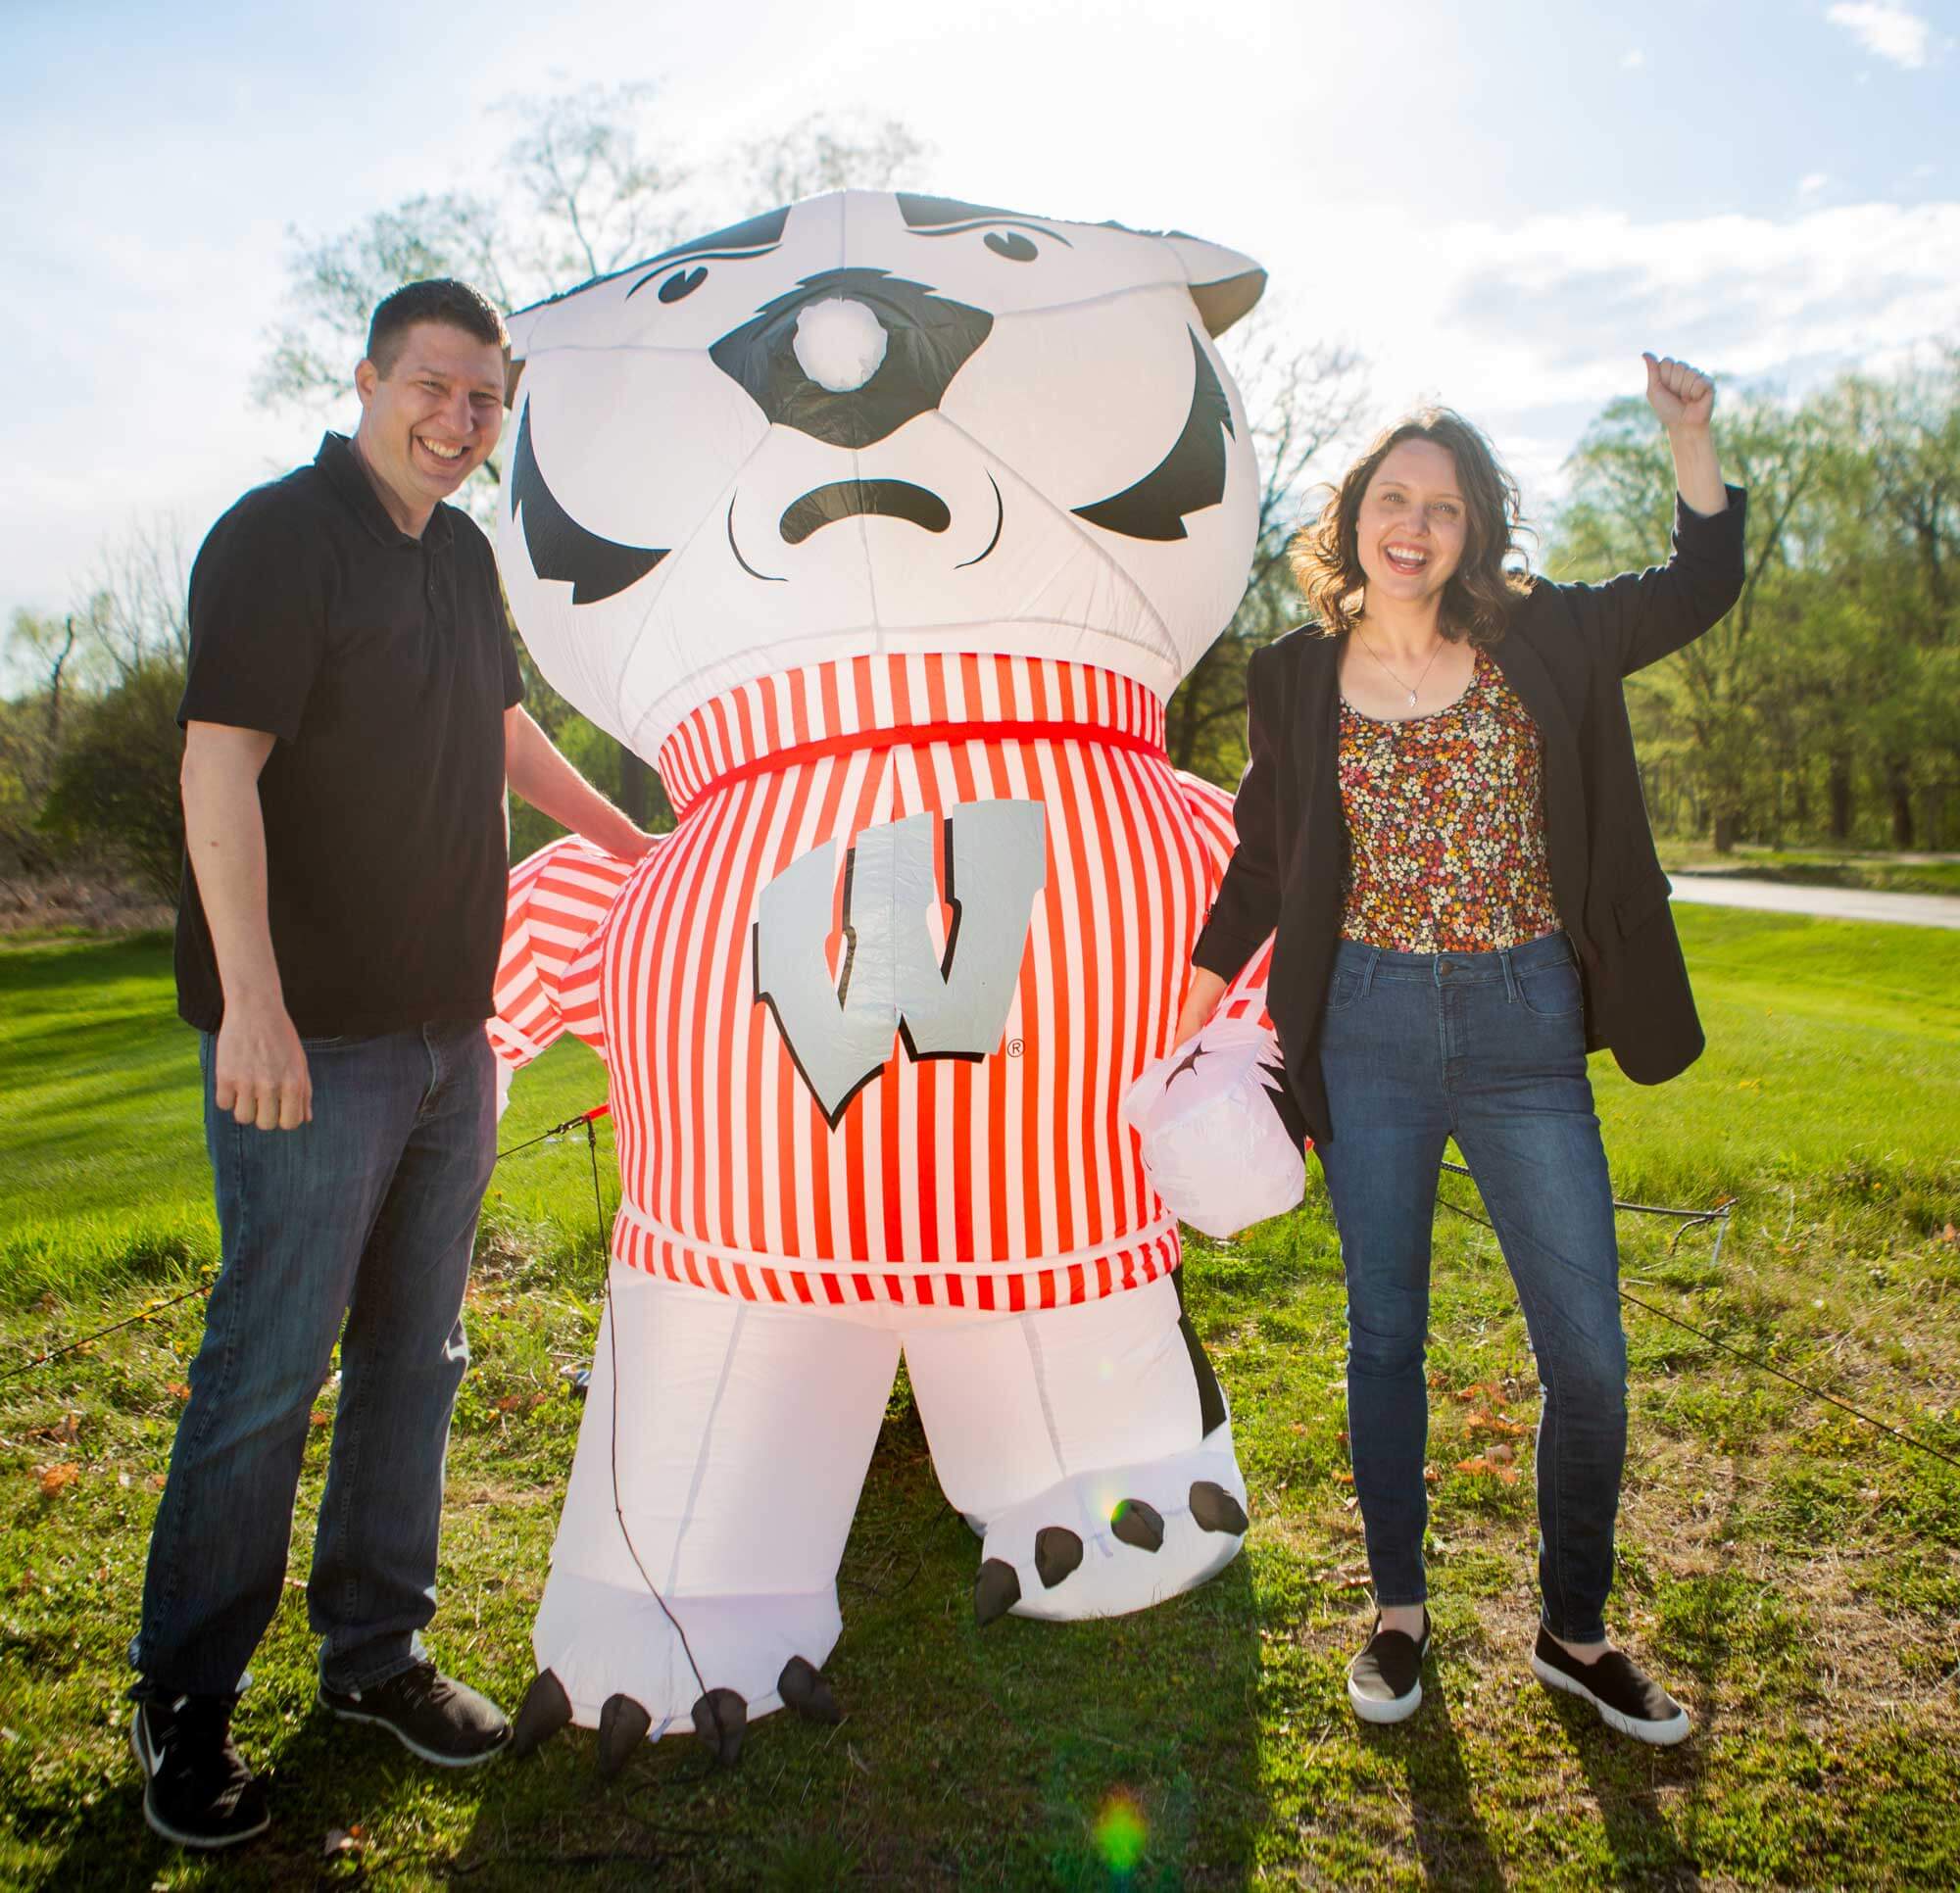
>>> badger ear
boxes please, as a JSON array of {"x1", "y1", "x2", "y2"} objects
[
  {"x1": 1161, "y1": 232, "x2": 1266, "y2": 337},
  {"x1": 503, "y1": 303, "x2": 550, "y2": 409}
]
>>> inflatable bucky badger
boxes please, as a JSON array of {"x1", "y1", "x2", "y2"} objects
[{"x1": 489, "y1": 191, "x2": 1278, "y2": 1771}]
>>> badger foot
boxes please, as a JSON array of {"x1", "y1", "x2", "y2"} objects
[
  {"x1": 511, "y1": 1669, "x2": 573, "y2": 1760},
  {"x1": 1110, "y1": 1499, "x2": 1165, "y2": 1553},
  {"x1": 597, "y1": 1693, "x2": 652, "y2": 1776},
  {"x1": 692, "y1": 1687, "x2": 747, "y2": 1767},
  {"x1": 532, "y1": 1573, "x2": 845, "y2": 1738},
  {"x1": 972, "y1": 1423, "x2": 1250, "y2": 1621},
  {"x1": 1189, "y1": 1480, "x2": 1250, "y2": 1535},
  {"x1": 778, "y1": 1656, "x2": 842, "y2": 1724},
  {"x1": 974, "y1": 1557, "x2": 1022, "y2": 1626}
]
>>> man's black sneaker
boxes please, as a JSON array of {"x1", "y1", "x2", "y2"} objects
[
  {"x1": 319, "y1": 1661, "x2": 511, "y2": 1767},
  {"x1": 1531, "y1": 1627, "x2": 1690, "y2": 1745},
  {"x1": 1347, "y1": 1610, "x2": 1430, "y2": 1724},
  {"x1": 130, "y1": 1693, "x2": 270, "y2": 1850}
]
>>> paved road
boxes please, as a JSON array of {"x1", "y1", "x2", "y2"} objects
[{"x1": 1669, "y1": 874, "x2": 1960, "y2": 930}]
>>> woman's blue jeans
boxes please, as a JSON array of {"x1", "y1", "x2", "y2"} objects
[
  {"x1": 1314, "y1": 933, "x2": 1628, "y2": 1644},
  {"x1": 129, "y1": 1022, "x2": 495, "y2": 1698}
]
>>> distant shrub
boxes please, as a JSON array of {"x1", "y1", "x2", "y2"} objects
[{"x1": 38, "y1": 659, "x2": 185, "y2": 900}]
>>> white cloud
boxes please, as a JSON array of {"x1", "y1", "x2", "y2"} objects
[
  {"x1": 1799, "y1": 172, "x2": 1830, "y2": 193},
  {"x1": 1825, "y1": 3, "x2": 1931, "y2": 69},
  {"x1": 1621, "y1": 48, "x2": 1646, "y2": 69},
  {"x1": 1282, "y1": 199, "x2": 1960, "y2": 510}
]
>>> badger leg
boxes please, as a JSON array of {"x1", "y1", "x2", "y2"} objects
[
  {"x1": 530, "y1": 1267, "x2": 898, "y2": 1757},
  {"x1": 906, "y1": 1274, "x2": 1250, "y2": 1623}
]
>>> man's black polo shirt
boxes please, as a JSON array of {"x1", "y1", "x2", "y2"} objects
[{"x1": 174, "y1": 432, "x2": 524, "y2": 1038}]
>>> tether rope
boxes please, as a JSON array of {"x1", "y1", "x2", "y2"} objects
[
  {"x1": 1432, "y1": 1174, "x2": 1960, "y2": 1476},
  {"x1": 6, "y1": 1125, "x2": 1954, "y2": 1485}
]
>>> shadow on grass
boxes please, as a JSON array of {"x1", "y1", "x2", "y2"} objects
[
  {"x1": 441, "y1": 1401, "x2": 1270, "y2": 1886},
  {"x1": 1544, "y1": 1693, "x2": 1705, "y2": 1889},
  {"x1": 1358, "y1": 1671, "x2": 1506, "y2": 1891}
]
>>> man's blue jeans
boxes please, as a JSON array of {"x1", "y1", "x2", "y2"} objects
[
  {"x1": 129, "y1": 1021, "x2": 495, "y2": 1698},
  {"x1": 1314, "y1": 933, "x2": 1628, "y2": 1644}
]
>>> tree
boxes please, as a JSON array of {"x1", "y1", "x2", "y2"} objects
[
  {"x1": 38, "y1": 658, "x2": 187, "y2": 899},
  {"x1": 1827, "y1": 353, "x2": 1960, "y2": 845},
  {"x1": 739, "y1": 112, "x2": 928, "y2": 208},
  {"x1": 1553, "y1": 389, "x2": 1829, "y2": 851},
  {"x1": 6, "y1": 608, "x2": 81, "y2": 759},
  {"x1": 1551, "y1": 348, "x2": 1960, "y2": 853},
  {"x1": 1166, "y1": 312, "x2": 1369, "y2": 785}
]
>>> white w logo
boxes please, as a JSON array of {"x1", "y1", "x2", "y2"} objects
[{"x1": 752, "y1": 801, "x2": 1048, "y2": 1125}]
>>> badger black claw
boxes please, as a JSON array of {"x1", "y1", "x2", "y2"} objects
[
  {"x1": 691, "y1": 1686, "x2": 747, "y2": 1767},
  {"x1": 1034, "y1": 1527, "x2": 1084, "y2": 1589},
  {"x1": 510, "y1": 1669, "x2": 572, "y2": 1760},
  {"x1": 1111, "y1": 1499, "x2": 1165, "y2": 1552},
  {"x1": 974, "y1": 1557, "x2": 1022, "y2": 1626},
  {"x1": 596, "y1": 1693, "x2": 652, "y2": 1776},
  {"x1": 778, "y1": 1656, "x2": 842, "y2": 1724},
  {"x1": 1189, "y1": 1480, "x2": 1250, "y2": 1535}
]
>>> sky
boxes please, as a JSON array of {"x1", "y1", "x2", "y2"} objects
[{"x1": 3, "y1": 0, "x2": 1956, "y2": 665}]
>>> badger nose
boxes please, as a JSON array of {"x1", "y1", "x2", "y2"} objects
[
  {"x1": 710, "y1": 266, "x2": 993, "y2": 448},
  {"x1": 792, "y1": 298, "x2": 889, "y2": 394}
]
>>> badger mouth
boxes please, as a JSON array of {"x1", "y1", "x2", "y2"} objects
[{"x1": 779, "y1": 479, "x2": 951, "y2": 545}]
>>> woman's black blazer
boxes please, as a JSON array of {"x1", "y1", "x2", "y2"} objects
[{"x1": 1191, "y1": 486, "x2": 1748, "y2": 1145}]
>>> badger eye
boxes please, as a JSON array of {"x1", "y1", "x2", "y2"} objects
[
  {"x1": 659, "y1": 266, "x2": 708, "y2": 303},
  {"x1": 984, "y1": 230, "x2": 1039, "y2": 263}
]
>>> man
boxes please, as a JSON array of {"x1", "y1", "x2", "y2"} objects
[{"x1": 128, "y1": 279, "x2": 651, "y2": 1850}]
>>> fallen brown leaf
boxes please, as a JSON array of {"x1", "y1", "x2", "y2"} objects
[
  {"x1": 37, "y1": 1465, "x2": 78, "y2": 1497},
  {"x1": 165, "y1": 1383, "x2": 191, "y2": 1401},
  {"x1": 1453, "y1": 1454, "x2": 1520, "y2": 1485}
]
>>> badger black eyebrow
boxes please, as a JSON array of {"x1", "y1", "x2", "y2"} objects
[
  {"x1": 626, "y1": 248, "x2": 777, "y2": 298},
  {"x1": 906, "y1": 218, "x2": 1072, "y2": 248},
  {"x1": 896, "y1": 192, "x2": 1073, "y2": 246},
  {"x1": 510, "y1": 206, "x2": 794, "y2": 317}
]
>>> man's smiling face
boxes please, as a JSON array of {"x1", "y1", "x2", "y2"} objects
[{"x1": 353, "y1": 320, "x2": 507, "y2": 534}]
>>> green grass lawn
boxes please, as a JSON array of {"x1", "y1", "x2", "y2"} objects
[{"x1": 2, "y1": 912, "x2": 1957, "y2": 1887}]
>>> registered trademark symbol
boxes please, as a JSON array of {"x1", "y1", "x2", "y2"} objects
[{"x1": 1006, "y1": 1039, "x2": 1024, "y2": 1058}]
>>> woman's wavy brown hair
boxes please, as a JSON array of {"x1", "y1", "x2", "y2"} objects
[{"x1": 1289, "y1": 408, "x2": 1534, "y2": 647}]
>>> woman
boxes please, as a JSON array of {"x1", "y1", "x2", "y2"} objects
[{"x1": 1175, "y1": 356, "x2": 1741, "y2": 1742}]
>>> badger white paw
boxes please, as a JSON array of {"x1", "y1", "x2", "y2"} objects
[
  {"x1": 511, "y1": 1575, "x2": 845, "y2": 1771},
  {"x1": 971, "y1": 1424, "x2": 1250, "y2": 1625}
]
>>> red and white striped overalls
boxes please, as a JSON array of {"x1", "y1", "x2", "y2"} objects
[{"x1": 490, "y1": 650, "x2": 1271, "y2": 1306}]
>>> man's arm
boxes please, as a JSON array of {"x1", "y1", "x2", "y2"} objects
[
  {"x1": 505, "y1": 706, "x2": 657, "y2": 860},
  {"x1": 181, "y1": 720, "x2": 312, "y2": 1131}
]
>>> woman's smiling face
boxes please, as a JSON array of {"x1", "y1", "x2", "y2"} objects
[{"x1": 1353, "y1": 438, "x2": 1468, "y2": 609}]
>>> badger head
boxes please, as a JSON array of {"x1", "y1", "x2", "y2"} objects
[{"x1": 499, "y1": 190, "x2": 1265, "y2": 760}]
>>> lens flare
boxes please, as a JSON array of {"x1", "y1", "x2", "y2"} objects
[{"x1": 1094, "y1": 1791, "x2": 1148, "y2": 1874}]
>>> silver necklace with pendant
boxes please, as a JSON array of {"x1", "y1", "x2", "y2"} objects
[{"x1": 1356, "y1": 629, "x2": 1447, "y2": 709}]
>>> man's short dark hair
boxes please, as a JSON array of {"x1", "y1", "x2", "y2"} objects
[{"x1": 366, "y1": 279, "x2": 509, "y2": 376}]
